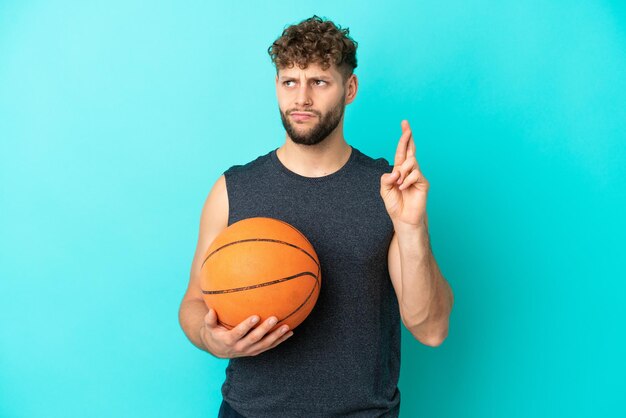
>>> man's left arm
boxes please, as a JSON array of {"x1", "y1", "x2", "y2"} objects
[
  {"x1": 381, "y1": 119, "x2": 454, "y2": 347},
  {"x1": 388, "y1": 214, "x2": 454, "y2": 347}
]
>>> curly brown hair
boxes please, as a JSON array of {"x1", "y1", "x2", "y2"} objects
[{"x1": 267, "y1": 15, "x2": 358, "y2": 83}]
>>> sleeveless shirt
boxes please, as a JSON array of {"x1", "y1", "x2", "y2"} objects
[{"x1": 220, "y1": 146, "x2": 401, "y2": 418}]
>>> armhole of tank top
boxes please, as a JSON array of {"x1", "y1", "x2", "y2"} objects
[{"x1": 222, "y1": 169, "x2": 233, "y2": 227}]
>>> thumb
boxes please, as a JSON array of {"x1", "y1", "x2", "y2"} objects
[
  {"x1": 380, "y1": 170, "x2": 399, "y2": 193},
  {"x1": 204, "y1": 308, "x2": 218, "y2": 329}
]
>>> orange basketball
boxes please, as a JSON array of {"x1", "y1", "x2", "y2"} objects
[{"x1": 200, "y1": 217, "x2": 321, "y2": 332}]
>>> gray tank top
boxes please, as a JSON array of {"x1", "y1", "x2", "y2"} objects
[{"x1": 221, "y1": 146, "x2": 401, "y2": 418}]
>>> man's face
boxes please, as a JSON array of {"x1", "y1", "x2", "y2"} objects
[{"x1": 275, "y1": 62, "x2": 351, "y2": 146}]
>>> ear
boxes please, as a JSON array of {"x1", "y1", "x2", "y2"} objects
[{"x1": 345, "y1": 74, "x2": 358, "y2": 105}]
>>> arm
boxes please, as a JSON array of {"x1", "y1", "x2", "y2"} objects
[
  {"x1": 380, "y1": 120, "x2": 453, "y2": 347},
  {"x1": 388, "y1": 214, "x2": 454, "y2": 347},
  {"x1": 178, "y1": 174, "x2": 294, "y2": 358},
  {"x1": 178, "y1": 174, "x2": 229, "y2": 352}
]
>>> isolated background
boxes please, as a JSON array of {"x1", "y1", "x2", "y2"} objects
[{"x1": 1, "y1": 1, "x2": 625, "y2": 417}]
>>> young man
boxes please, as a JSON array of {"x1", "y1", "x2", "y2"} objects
[{"x1": 179, "y1": 16, "x2": 454, "y2": 418}]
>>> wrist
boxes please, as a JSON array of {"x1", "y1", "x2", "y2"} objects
[
  {"x1": 393, "y1": 220, "x2": 432, "y2": 260},
  {"x1": 393, "y1": 219, "x2": 427, "y2": 236}
]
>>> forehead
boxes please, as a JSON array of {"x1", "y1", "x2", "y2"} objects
[{"x1": 277, "y1": 62, "x2": 342, "y2": 79}]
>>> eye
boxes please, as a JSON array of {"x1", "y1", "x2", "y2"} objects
[
  {"x1": 314, "y1": 80, "x2": 327, "y2": 86},
  {"x1": 283, "y1": 80, "x2": 296, "y2": 87}
]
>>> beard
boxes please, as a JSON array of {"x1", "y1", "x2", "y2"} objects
[{"x1": 279, "y1": 96, "x2": 346, "y2": 146}]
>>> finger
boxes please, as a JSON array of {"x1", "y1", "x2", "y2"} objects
[
  {"x1": 251, "y1": 330, "x2": 294, "y2": 356},
  {"x1": 407, "y1": 135, "x2": 416, "y2": 158},
  {"x1": 227, "y1": 314, "x2": 261, "y2": 344},
  {"x1": 393, "y1": 121, "x2": 412, "y2": 167},
  {"x1": 204, "y1": 308, "x2": 218, "y2": 329},
  {"x1": 404, "y1": 120, "x2": 416, "y2": 158},
  {"x1": 380, "y1": 170, "x2": 400, "y2": 188},
  {"x1": 238, "y1": 316, "x2": 280, "y2": 348},
  {"x1": 247, "y1": 323, "x2": 292, "y2": 354},
  {"x1": 396, "y1": 157, "x2": 417, "y2": 185},
  {"x1": 398, "y1": 169, "x2": 421, "y2": 190},
  {"x1": 380, "y1": 172, "x2": 400, "y2": 201}
]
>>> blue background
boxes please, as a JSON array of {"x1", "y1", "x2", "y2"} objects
[{"x1": 1, "y1": 1, "x2": 625, "y2": 417}]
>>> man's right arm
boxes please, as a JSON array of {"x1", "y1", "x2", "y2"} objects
[
  {"x1": 178, "y1": 174, "x2": 229, "y2": 352},
  {"x1": 178, "y1": 174, "x2": 294, "y2": 358}
]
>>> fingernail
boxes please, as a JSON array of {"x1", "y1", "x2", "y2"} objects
[
  {"x1": 269, "y1": 317, "x2": 278, "y2": 326},
  {"x1": 251, "y1": 316, "x2": 259, "y2": 324},
  {"x1": 281, "y1": 326, "x2": 289, "y2": 333}
]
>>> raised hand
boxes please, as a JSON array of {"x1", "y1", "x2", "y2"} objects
[{"x1": 380, "y1": 120, "x2": 429, "y2": 229}]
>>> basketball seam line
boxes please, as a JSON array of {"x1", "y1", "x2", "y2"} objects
[
  {"x1": 201, "y1": 271, "x2": 317, "y2": 294},
  {"x1": 203, "y1": 233, "x2": 322, "y2": 329},
  {"x1": 216, "y1": 275, "x2": 320, "y2": 329},
  {"x1": 201, "y1": 238, "x2": 320, "y2": 270}
]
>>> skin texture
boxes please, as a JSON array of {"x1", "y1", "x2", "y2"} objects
[{"x1": 277, "y1": 67, "x2": 347, "y2": 146}]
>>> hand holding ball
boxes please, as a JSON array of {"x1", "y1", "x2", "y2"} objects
[{"x1": 200, "y1": 217, "x2": 321, "y2": 333}]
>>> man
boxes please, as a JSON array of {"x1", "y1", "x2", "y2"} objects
[{"x1": 179, "y1": 15, "x2": 454, "y2": 418}]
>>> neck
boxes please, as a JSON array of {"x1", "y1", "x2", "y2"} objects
[{"x1": 276, "y1": 123, "x2": 352, "y2": 178}]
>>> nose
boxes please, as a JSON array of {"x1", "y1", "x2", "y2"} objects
[{"x1": 294, "y1": 83, "x2": 312, "y2": 107}]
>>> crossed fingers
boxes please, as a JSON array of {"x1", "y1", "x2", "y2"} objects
[{"x1": 393, "y1": 120, "x2": 422, "y2": 190}]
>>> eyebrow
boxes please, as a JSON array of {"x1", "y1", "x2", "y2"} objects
[{"x1": 279, "y1": 75, "x2": 333, "y2": 81}]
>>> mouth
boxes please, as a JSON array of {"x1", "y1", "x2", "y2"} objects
[{"x1": 290, "y1": 112, "x2": 316, "y2": 122}]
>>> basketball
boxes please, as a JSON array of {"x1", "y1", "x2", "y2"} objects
[{"x1": 200, "y1": 217, "x2": 321, "y2": 332}]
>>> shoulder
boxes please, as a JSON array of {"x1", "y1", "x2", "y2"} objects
[
  {"x1": 223, "y1": 149, "x2": 274, "y2": 177},
  {"x1": 351, "y1": 147, "x2": 394, "y2": 174}
]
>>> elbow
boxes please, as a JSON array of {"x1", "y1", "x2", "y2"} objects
[
  {"x1": 406, "y1": 319, "x2": 449, "y2": 347},
  {"x1": 418, "y1": 331, "x2": 448, "y2": 347},
  {"x1": 400, "y1": 306, "x2": 429, "y2": 332}
]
